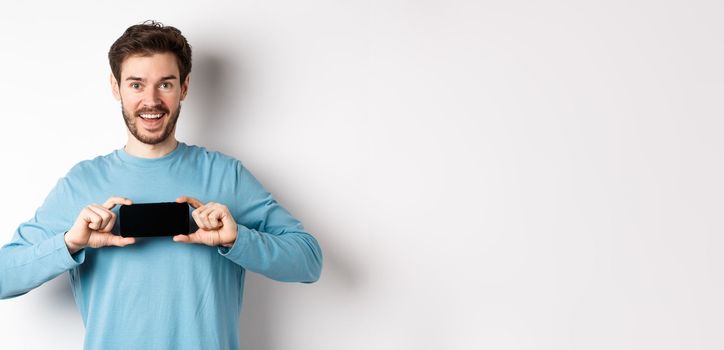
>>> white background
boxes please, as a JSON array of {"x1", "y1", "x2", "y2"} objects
[{"x1": 0, "y1": 1, "x2": 722, "y2": 349}]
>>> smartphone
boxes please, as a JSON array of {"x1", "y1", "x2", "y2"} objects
[{"x1": 119, "y1": 202, "x2": 190, "y2": 237}]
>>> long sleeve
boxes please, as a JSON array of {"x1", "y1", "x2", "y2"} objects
[
  {"x1": 0, "y1": 177, "x2": 85, "y2": 299},
  {"x1": 1, "y1": 144, "x2": 322, "y2": 349},
  {"x1": 217, "y1": 162, "x2": 323, "y2": 283}
]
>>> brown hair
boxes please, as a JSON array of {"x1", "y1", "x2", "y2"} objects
[{"x1": 108, "y1": 20, "x2": 192, "y2": 84}]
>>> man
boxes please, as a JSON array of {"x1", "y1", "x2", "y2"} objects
[{"x1": 0, "y1": 21, "x2": 322, "y2": 349}]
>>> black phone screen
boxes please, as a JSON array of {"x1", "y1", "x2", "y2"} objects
[{"x1": 119, "y1": 202, "x2": 190, "y2": 237}]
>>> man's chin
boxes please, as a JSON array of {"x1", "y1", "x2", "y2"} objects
[
  {"x1": 141, "y1": 136, "x2": 169, "y2": 145},
  {"x1": 133, "y1": 129, "x2": 172, "y2": 145}
]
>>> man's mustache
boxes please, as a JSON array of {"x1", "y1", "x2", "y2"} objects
[{"x1": 136, "y1": 105, "x2": 170, "y2": 115}]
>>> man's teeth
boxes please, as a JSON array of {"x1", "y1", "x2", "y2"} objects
[{"x1": 140, "y1": 113, "x2": 163, "y2": 119}]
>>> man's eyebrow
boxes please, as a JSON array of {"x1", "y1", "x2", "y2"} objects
[{"x1": 124, "y1": 75, "x2": 178, "y2": 82}]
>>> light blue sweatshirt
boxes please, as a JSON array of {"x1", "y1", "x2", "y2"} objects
[{"x1": 0, "y1": 142, "x2": 323, "y2": 349}]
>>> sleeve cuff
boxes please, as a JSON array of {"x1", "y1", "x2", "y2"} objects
[
  {"x1": 57, "y1": 232, "x2": 86, "y2": 266},
  {"x1": 217, "y1": 224, "x2": 251, "y2": 257}
]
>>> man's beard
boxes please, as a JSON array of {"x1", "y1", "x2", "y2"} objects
[{"x1": 121, "y1": 102, "x2": 181, "y2": 145}]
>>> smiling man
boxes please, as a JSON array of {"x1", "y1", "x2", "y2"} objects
[
  {"x1": 0, "y1": 21, "x2": 322, "y2": 349},
  {"x1": 119, "y1": 55, "x2": 182, "y2": 145}
]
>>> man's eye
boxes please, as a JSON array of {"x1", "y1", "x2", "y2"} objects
[
  {"x1": 160, "y1": 82, "x2": 172, "y2": 89},
  {"x1": 130, "y1": 83, "x2": 141, "y2": 89}
]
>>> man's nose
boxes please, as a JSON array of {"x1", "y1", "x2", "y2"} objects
[{"x1": 141, "y1": 87, "x2": 160, "y2": 105}]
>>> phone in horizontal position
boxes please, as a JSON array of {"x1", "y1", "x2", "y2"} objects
[{"x1": 119, "y1": 202, "x2": 190, "y2": 237}]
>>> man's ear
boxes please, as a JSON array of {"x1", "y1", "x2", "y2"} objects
[
  {"x1": 111, "y1": 73, "x2": 121, "y2": 101},
  {"x1": 180, "y1": 75, "x2": 190, "y2": 101}
]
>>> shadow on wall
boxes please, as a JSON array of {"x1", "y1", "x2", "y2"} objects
[
  {"x1": 188, "y1": 52, "x2": 231, "y2": 150},
  {"x1": 238, "y1": 226, "x2": 359, "y2": 350},
  {"x1": 190, "y1": 53, "x2": 361, "y2": 348}
]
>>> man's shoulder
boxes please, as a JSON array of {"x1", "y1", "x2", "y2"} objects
[
  {"x1": 182, "y1": 143, "x2": 243, "y2": 169},
  {"x1": 64, "y1": 149, "x2": 118, "y2": 178}
]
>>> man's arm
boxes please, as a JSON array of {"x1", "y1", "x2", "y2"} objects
[
  {"x1": 0, "y1": 176, "x2": 137, "y2": 299},
  {"x1": 174, "y1": 162, "x2": 323, "y2": 283},
  {"x1": 222, "y1": 226, "x2": 323, "y2": 283},
  {"x1": 0, "y1": 177, "x2": 84, "y2": 299}
]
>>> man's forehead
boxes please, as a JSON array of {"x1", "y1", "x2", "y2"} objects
[{"x1": 120, "y1": 53, "x2": 180, "y2": 80}]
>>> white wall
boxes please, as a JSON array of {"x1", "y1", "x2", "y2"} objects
[{"x1": 1, "y1": 1, "x2": 722, "y2": 349}]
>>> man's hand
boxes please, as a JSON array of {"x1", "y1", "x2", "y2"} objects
[
  {"x1": 173, "y1": 196, "x2": 238, "y2": 247},
  {"x1": 64, "y1": 196, "x2": 136, "y2": 254}
]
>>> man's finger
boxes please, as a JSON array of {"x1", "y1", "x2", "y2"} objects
[
  {"x1": 88, "y1": 205, "x2": 113, "y2": 232},
  {"x1": 177, "y1": 196, "x2": 204, "y2": 209},
  {"x1": 173, "y1": 233, "x2": 200, "y2": 244},
  {"x1": 103, "y1": 196, "x2": 133, "y2": 210},
  {"x1": 83, "y1": 208, "x2": 104, "y2": 230},
  {"x1": 196, "y1": 207, "x2": 214, "y2": 229},
  {"x1": 172, "y1": 234, "x2": 191, "y2": 243},
  {"x1": 110, "y1": 235, "x2": 136, "y2": 247},
  {"x1": 208, "y1": 210, "x2": 221, "y2": 228},
  {"x1": 191, "y1": 209, "x2": 207, "y2": 229}
]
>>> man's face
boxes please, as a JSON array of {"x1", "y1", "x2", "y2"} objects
[{"x1": 112, "y1": 52, "x2": 189, "y2": 145}]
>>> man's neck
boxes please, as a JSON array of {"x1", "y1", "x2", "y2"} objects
[{"x1": 124, "y1": 136, "x2": 179, "y2": 159}]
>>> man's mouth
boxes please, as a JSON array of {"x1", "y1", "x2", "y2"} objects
[
  {"x1": 136, "y1": 110, "x2": 168, "y2": 130},
  {"x1": 139, "y1": 112, "x2": 166, "y2": 120}
]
